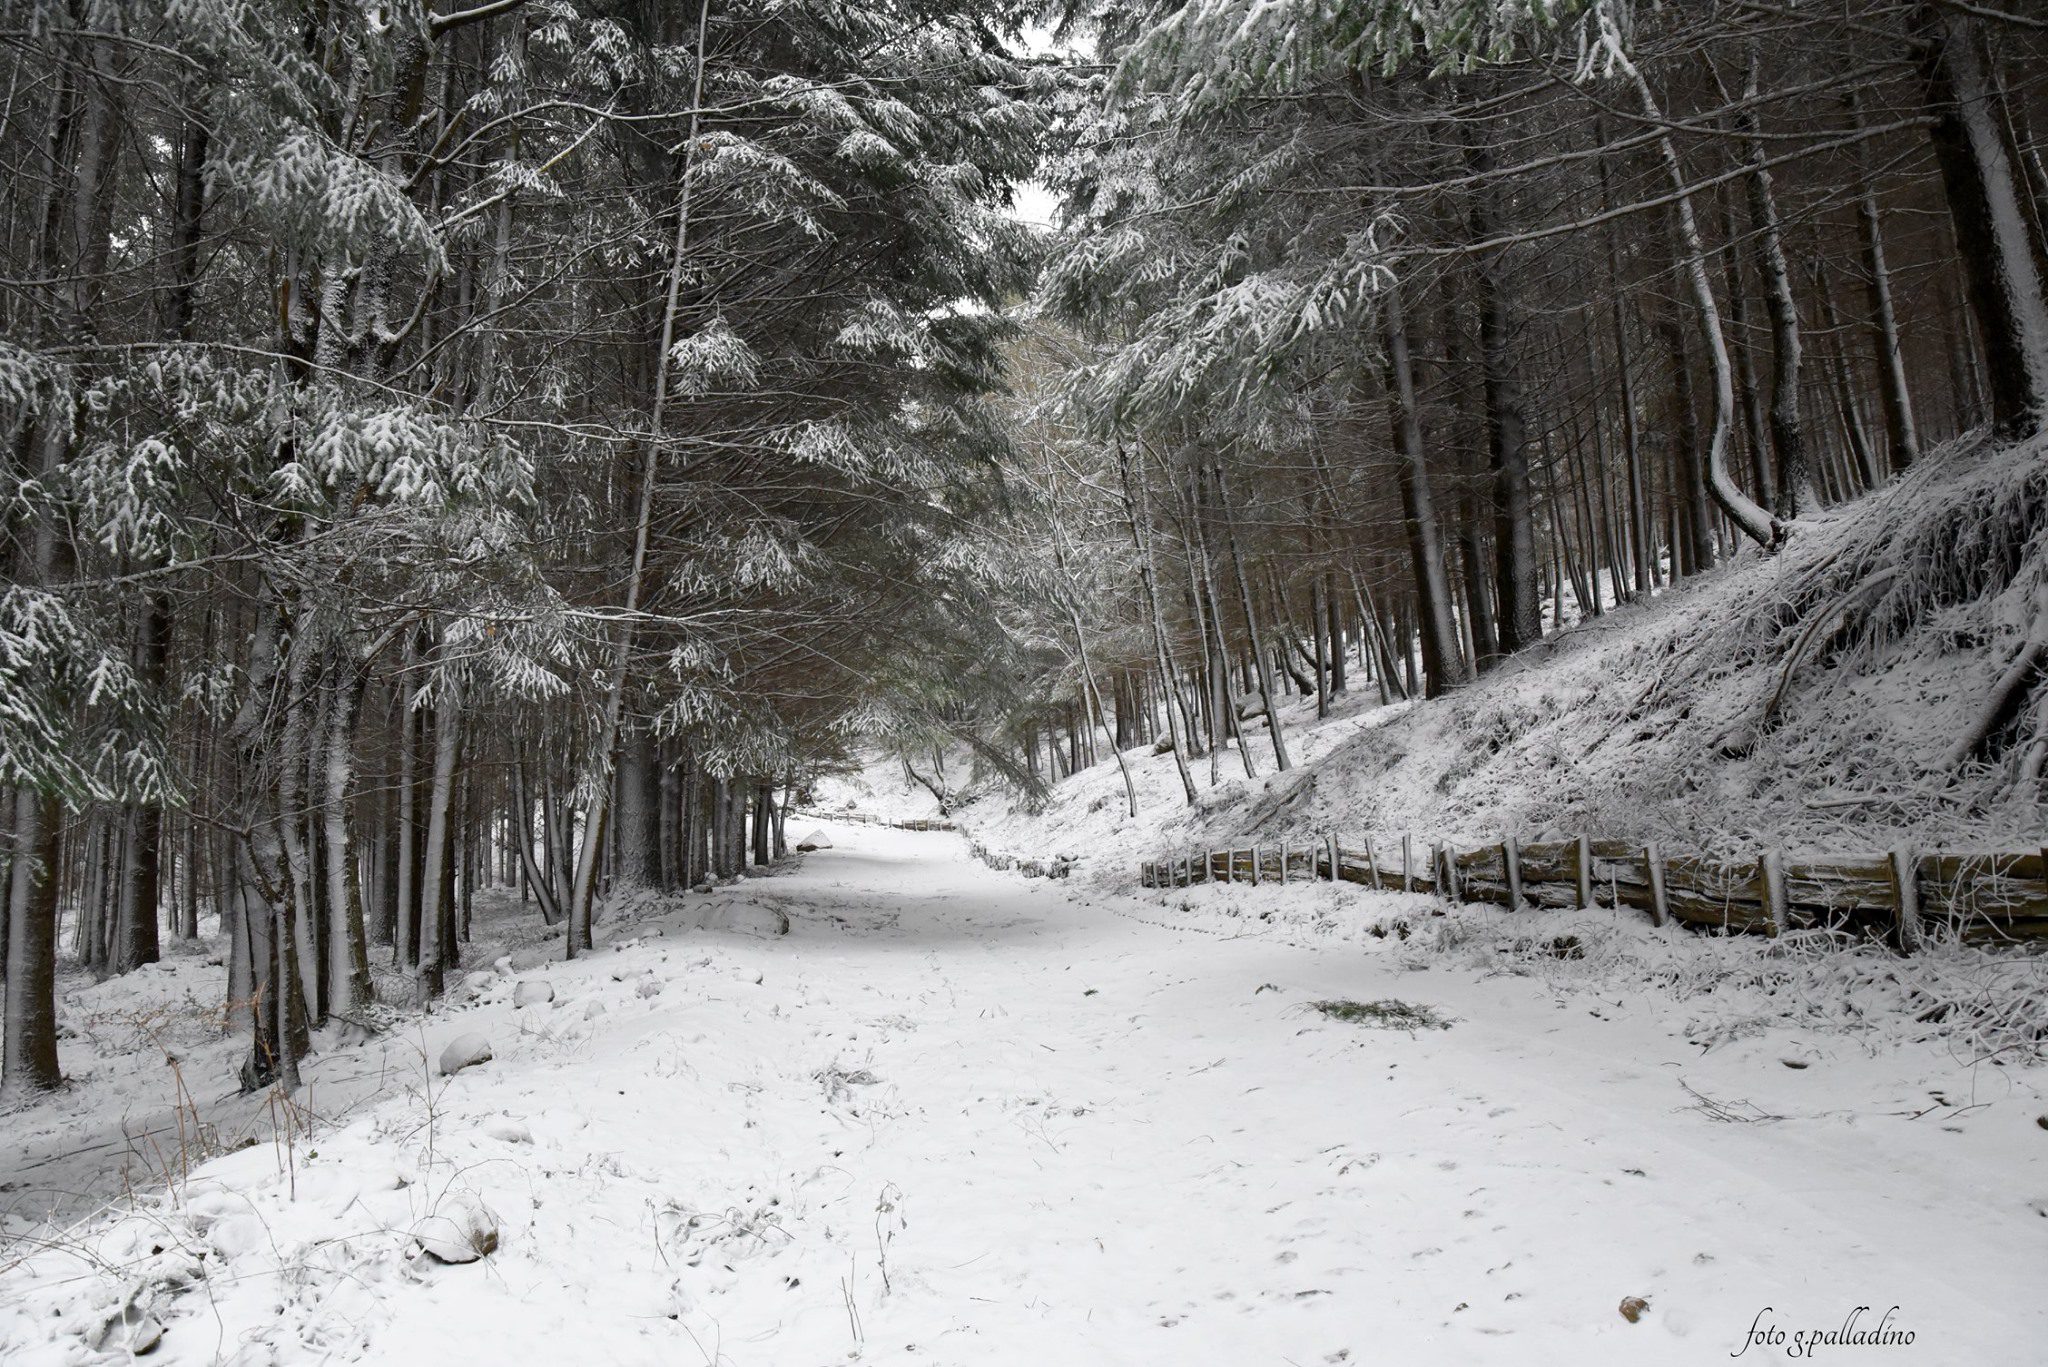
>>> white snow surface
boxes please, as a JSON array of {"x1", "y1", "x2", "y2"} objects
[{"x1": 3, "y1": 821, "x2": 2044, "y2": 1365}]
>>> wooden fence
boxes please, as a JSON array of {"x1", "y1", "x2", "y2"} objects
[{"x1": 1140, "y1": 834, "x2": 2048, "y2": 947}]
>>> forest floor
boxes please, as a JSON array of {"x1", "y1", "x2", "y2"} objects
[{"x1": 4, "y1": 821, "x2": 2044, "y2": 1365}]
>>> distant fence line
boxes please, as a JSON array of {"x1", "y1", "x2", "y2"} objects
[{"x1": 1140, "y1": 834, "x2": 2048, "y2": 948}]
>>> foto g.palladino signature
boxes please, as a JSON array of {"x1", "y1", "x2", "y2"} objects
[{"x1": 1733, "y1": 1306, "x2": 1916, "y2": 1359}]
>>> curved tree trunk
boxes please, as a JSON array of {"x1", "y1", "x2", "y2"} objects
[{"x1": 1606, "y1": 16, "x2": 1781, "y2": 550}]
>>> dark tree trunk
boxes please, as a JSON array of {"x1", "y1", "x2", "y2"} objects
[{"x1": 1911, "y1": 6, "x2": 2048, "y2": 439}]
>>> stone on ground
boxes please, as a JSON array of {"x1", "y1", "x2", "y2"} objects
[
  {"x1": 438, "y1": 1032, "x2": 492, "y2": 1076},
  {"x1": 413, "y1": 1194, "x2": 499, "y2": 1264}
]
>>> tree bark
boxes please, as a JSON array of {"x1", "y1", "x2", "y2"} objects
[
  {"x1": 1383, "y1": 286, "x2": 1468, "y2": 697},
  {"x1": 1466, "y1": 138, "x2": 1541, "y2": 655},
  {"x1": 1910, "y1": 6, "x2": 2048, "y2": 439},
  {"x1": 415, "y1": 667, "x2": 462, "y2": 1002}
]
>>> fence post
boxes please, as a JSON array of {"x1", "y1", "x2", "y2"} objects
[
  {"x1": 1758, "y1": 849, "x2": 1787, "y2": 935},
  {"x1": 1326, "y1": 833, "x2": 1339, "y2": 883},
  {"x1": 1645, "y1": 843, "x2": 1669, "y2": 927},
  {"x1": 1401, "y1": 833, "x2": 1414, "y2": 893},
  {"x1": 1891, "y1": 847, "x2": 1923, "y2": 953},
  {"x1": 1436, "y1": 842, "x2": 1455, "y2": 901},
  {"x1": 1503, "y1": 836, "x2": 1523, "y2": 909},
  {"x1": 1364, "y1": 836, "x2": 1379, "y2": 889},
  {"x1": 1575, "y1": 834, "x2": 1593, "y2": 909},
  {"x1": 1278, "y1": 839, "x2": 1289, "y2": 885},
  {"x1": 1250, "y1": 846, "x2": 1261, "y2": 888}
]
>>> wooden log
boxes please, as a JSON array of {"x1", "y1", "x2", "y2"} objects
[
  {"x1": 1646, "y1": 843, "x2": 1669, "y2": 927},
  {"x1": 1503, "y1": 836, "x2": 1523, "y2": 909},
  {"x1": 1891, "y1": 846, "x2": 1923, "y2": 953},
  {"x1": 1662, "y1": 855, "x2": 1774, "y2": 930},
  {"x1": 1778, "y1": 854, "x2": 1896, "y2": 925}
]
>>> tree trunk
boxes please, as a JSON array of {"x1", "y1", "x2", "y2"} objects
[
  {"x1": 415, "y1": 669, "x2": 462, "y2": 1002},
  {"x1": 1735, "y1": 47, "x2": 1815, "y2": 520},
  {"x1": 2, "y1": 789, "x2": 63, "y2": 1096},
  {"x1": 323, "y1": 654, "x2": 374, "y2": 1014},
  {"x1": 1845, "y1": 90, "x2": 1921, "y2": 474},
  {"x1": 1216, "y1": 461, "x2": 1290, "y2": 770},
  {"x1": 1467, "y1": 140, "x2": 1541, "y2": 656},
  {"x1": 1116, "y1": 442, "x2": 1199, "y2": 804},
  {"x1": 1606, "y1": 15, "x2": 1781, "y2": 550},
  {"x1": 1383, "y1": 286, "x2": 1468, "y2": 697},
  {"x1": 614, "y1": 719, "x2": 660, "y2": 890},
  {"x1": 1910, "y1": 6, "x2": 2048, "y2": 439}
]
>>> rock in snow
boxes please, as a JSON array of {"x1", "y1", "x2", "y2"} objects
[
  {"x1": 479, "y1": 1116, "x2": 532, "y2": 1144},
  {"x1": 636, "y1": 976, "x2": 664, "y2": 998},
  {"x1": 513, "y1": 980, "x2": 555, "y2": 1008},
  {"x1": 438, "y1": 1033, "x2": 493, "y2": 1076},
  {"x1": 91, "y1": 1301, "x2": 163, "y2": 1356},
  {"x1": 795, "y1": 828, "x2": 833, "y2": 850},
  {"x1": 677, "y1": 900, "x2": 791, "y2": 938},
  {"x1": 413, "y1": 1194, "x2": 499, "y2": 1264}
]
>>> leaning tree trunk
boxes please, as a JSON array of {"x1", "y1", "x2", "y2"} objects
[
  {"x1": 1605, "y1": 15, "x2": 1781, "y2": 549},
  {"x1": 567, "y1": 0, "x2": 715, "y2": 955}
]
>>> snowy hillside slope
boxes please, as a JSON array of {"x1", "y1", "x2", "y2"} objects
[{"x1": 955, "y1": 432, "x2": 2048, "y2": 882}]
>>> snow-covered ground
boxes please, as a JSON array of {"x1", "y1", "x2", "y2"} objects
[{"x1": 4, "y1": 821, "x2": 2043, "y2": 1365}]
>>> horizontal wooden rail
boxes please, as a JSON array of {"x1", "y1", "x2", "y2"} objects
[{"x1": 1141, "y1": 834, "x2": 2048, "y2": 948}]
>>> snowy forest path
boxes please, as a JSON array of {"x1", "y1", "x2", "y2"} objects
[
  {"x1": 7, "y1": 821, "x2": 2044, "y2": 1365},
  {"x1": 638, "y1": 823, "x2": 2043, "y2": 1365}
]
